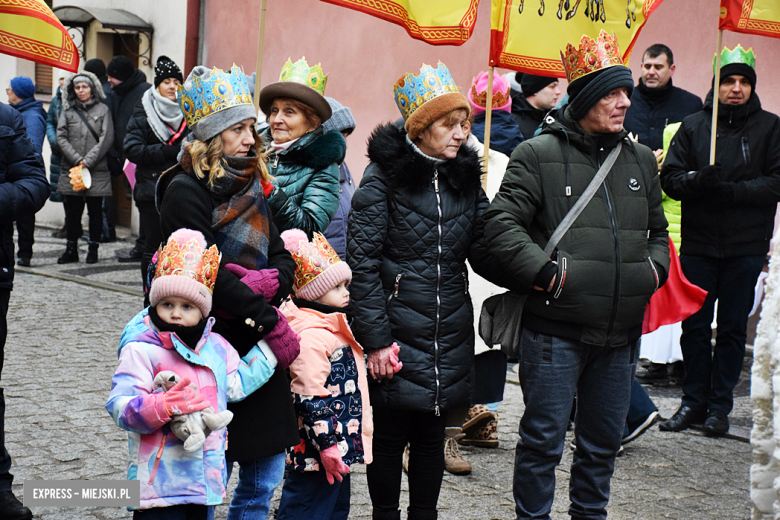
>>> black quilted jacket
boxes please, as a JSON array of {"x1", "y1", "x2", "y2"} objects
[{"x1": 347, "y1": 123, "x2": 516, "y2": 414}]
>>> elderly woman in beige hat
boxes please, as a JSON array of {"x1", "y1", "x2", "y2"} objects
[{"x1": 258, "y1": 57, "x2": 346, "y2": 236}]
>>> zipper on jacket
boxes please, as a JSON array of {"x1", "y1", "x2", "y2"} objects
[
  {"x1": 461, "y1": 271, "x2": 469, "y2": 294},
  {"x1": 741, "y1": 136, "x2": 750, "y2": 164},
  {"x1": 148, "y1": 432, "x2": 168, "y2": 484},
  {"x1": 647, "y1": 256, "x2": 659, "y2": 291},
  {"x1": 433, "y1": 169, "x2": 443, "y2": 416},
  {"x1": 387, "y1": 273, "x2": 404, "y2": 303},
  {"x1": 553, "y1": 255, "x2": 567, "y2": 299},
  {"x1": 272, "y1": 155, "x2": 279, "y2": 168},
  {"x1": 602, "y1": 169, "x2": 621, "y2": 346}
]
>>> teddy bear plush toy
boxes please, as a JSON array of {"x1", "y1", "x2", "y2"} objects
[{"x1": 153, "y1": 370, "x2": 234, "y2": 452}]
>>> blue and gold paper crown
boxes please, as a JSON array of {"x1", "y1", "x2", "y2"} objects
[
  {"x1": 177, "y1": 64, "x2": 254, "y2": 128},
  {"x1": 394, "y1": 61, "x2": 460, "y2": 121},
  {"x1": 713, "y1": 44, "x2": 756, "y2": 74}
]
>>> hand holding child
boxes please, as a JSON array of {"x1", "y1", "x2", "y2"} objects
[
  {"x1": 320, "y1": 444, "x2": 350, "y2": 485},
  {"x1": 367, "y1": 342, "x2": 403, "y2": 380}
]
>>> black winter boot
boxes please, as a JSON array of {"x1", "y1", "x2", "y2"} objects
[
  {"x1": 372, "y1": 510, "x2": 401, "y2": 520},
  {"x1": 57, "y1": 240, "x2": 79, "y2": 264},
  {"x1": 86, "y1": 242, "x2": 99, "y2": 264}
]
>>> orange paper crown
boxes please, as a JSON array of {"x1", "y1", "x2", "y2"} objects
[
  {"x1": 155, "y1": 234, "x2": 221, "y2": 294},
  {"x1": 469, "y1": 85, "x2": 509, "y2": 110},
  {"x1": 561, "y1": 30, "x2": 624, "y2": 84}
]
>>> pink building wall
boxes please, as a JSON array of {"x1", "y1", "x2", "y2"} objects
[{"x1": 203, "y1": 0, "x2": 780, "y2": 179}]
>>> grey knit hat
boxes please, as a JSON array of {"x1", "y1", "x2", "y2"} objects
[
  {"x1": 322, "y1": 97, "x2": 356, "y2": 135},
  {"x1": 180, "y1": 66, "x2": 257, "y2": 142}
]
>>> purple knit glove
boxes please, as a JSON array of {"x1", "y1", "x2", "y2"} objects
[
  {"x1": 264, "y1": 307, "x2": 300, "y2": 370},
  {"x1": 224, "y1": 264, "x2": 280, "y2": 302}
]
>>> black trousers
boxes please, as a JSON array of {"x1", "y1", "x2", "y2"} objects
[
  {"x1": 65, "y1": 195, "x2": 103, "y2": 242},
  {"x1": 0, "y1": 289, "x2": 13, "y2": 491},
  {"x1": 137, "y1": 201, "x2": 162, "y2": 287},
  {"x1": 366, "y1": 406, "x2": 447, "y2": 516},
  {"x1": 14, "y1": 215, "x2": 35, "y2": 259}
]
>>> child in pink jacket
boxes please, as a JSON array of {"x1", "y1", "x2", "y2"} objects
[{"x1": 276, "y1": 230, "x2": 380, "y2": 520}]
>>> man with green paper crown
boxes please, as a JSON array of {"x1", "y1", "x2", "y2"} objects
[{"x1": 660, "y1": 45, "x2": 780, "y2": 436}]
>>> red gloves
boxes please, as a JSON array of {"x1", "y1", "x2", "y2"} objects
[
  {"x1": 320, "y1": 445, "x2": 350, "y2": 485},
  {"x1": 366, "y1": 343, "x2": 403, "y2": 380},
  {"x1": 263, "y1": 307, "x2": 301, "y2": 370},
  {"x1": 261, "y1": 179, "x2": 274, "y2": 198},
  {"x1": 160, "y1": 377, "x2": 211, "y2": 417},
  {"x1": 224, "y1": 264, "x2": 280, "y2": 302}
]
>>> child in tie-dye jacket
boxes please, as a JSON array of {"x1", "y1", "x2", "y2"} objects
[
  {"x1": 276, "y1": 230, "x2": 385, "y2": 520},
  {"x1": 106, "y1": 229, "x2": 281, "y2": 518}
]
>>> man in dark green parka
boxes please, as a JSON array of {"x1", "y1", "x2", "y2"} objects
[{"x1": 484, "y1": 33, "x2": 669, "y2": 520}]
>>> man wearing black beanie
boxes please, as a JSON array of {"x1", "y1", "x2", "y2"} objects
[
  {"x1": 510, "y1": 74, "x2": 561, "y2": 139},
  {"x1": 485, "y1": 31, "x2": 669, "y2": 519},
  {"x1": 104, "y1": 56, "x2": 151, "y2": 254},
  {"x1": 660, "y1": 46, "x2": 780, "y2": 438}
]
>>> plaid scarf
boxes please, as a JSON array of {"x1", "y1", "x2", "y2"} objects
[{"x1": 184, "y1": 150, "x2": 270, "y2": 270}]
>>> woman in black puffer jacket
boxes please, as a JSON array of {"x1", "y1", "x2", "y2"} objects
[
  {"x1": 123, "y1": 56, "x2": 189, "y2": 284},
  {"x1": 347, "y1": 62, "x2": 515, "y2": 520}
]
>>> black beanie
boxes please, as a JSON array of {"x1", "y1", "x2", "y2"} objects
[
  {"x1": 719, "y1": 63, "x2": 756, "y2": 89},
  {"x1": 106, "y1": 56, "x2": 135, "y2": 82},
  {"x1": 521, "y1": 74, "x2": 557, "y2": 98},
  {"x1": 154, "y1": 55, "x2": 184, "y2": 88},
  {"x1": 83, "y1": 58, "x2": 106, "y2": 80},
  {"x1": 567, "y1": 66, "x2": 634, "y2": 121}
]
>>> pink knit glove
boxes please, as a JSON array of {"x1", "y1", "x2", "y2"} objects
[
  {"x1": 158, "y1": 377, "x2": 211, "y2": 417},
  {"x1": 320, "y1": 445, "x2": 350, "y2": 485},
  {"x1": 224, "y1": 264, "x2": 280, "y2": 302},
  {"x1": 264, "y1": 307, "x2": 301, "y2": 370}
]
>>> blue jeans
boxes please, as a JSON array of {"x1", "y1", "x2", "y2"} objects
[
  {"x1": 277, "y1": 470, "x2": 350, "y2": 520},
  {"x1": 624, "y1": 379, "x2": 658, "y2": 436},
  {"x1": 513, "y1": 328, "x2": 637, "y2": 520},
  {"x1": 679, "y1": 254, "x2": 764, "y2": 415},
  {"x1": 225, "y1": 452, "x2": 286, "y2": 520}
]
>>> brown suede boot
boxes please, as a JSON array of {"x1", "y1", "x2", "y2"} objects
[{"x1": 444, "y1": 427, "x2": 471, "y2": 475}]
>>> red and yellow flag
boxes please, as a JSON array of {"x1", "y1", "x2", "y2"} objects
[
  {"x1": 320, "y1": 0, "x2": 480, "y2": 45},
  {"x1": 490, "y1": 0, "x2": 664, "y2": 77},
  {"x1": 0, "y1": 0, "x2": 79, "y2": 72},
  {"x1": 719, "y1": 0, "x2": 780, "y2": 39}
]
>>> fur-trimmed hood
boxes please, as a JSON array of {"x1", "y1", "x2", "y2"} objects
[
  {"x1": 262, "y1": 126, "x2": 346, "y2": 171},
  {"x1": 61, "y1": 70, "x2": 106, "y2": 111},
  {"x1": 366, "y1": 122, "x2": 482, "y2": 195}
]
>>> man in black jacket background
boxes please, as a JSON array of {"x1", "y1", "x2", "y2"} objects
[
  {"x1": 659, "y1": 47, "x2": 780, "y2": 436},
  {"x1": 105, "y1": 56, "x2": 151, "y2": 259},
  {"x1": 509, "y1": 73, "x2": 562, "y2": 140},
  {"x1": 623, "y1": 44, "x2": 702, "y2": 385},
  {"x1": 0, "y1": 101, "x2": 49, "y2": 520}
]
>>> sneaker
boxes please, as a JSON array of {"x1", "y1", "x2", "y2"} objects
[
  {"x1": 444, "y1": 428, "x2": 471, "y2": 475},
  {"x1": 622, "y1": 411, "x2": 661, "y2": 445},
  {"x1": 0, "y1": 490, "x2": 32, "y2": 520},
  {"x1": 635, "y1": 363, "x2": 669, "y2": 385}
]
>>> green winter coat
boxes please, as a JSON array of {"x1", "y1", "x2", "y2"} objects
[
  {"x1": 262, "y1": 127, "x2": 346, "y2": 235},
  {"x1": 484, "y1": 106, "x2": 670, "y2": 347}
]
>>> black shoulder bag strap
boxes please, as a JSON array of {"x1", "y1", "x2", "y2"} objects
[{"x1": 73, "y1": 108, "x2": 100, "y2": 143}]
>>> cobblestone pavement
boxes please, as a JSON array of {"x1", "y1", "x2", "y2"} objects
[{"x1": 3, "y1": 246, "x2": 754, "y2": 519}]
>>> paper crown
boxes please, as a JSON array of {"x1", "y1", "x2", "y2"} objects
[
  {"x1": 177, "y1": 64, "x2": 254, "y2": 128},
  {"x1": 713, "y1": 44, "x2": 756, "y2": 74},
  {"x1": 468, "y1": 71, "x2": 511, "y2": 115},
  {"x1": 153, "y1": 231, "x2": 221, "y2": 295},
  {"x1": 281, "y1": 230, "x2": 351, "y2": 301},
  {"x1": 394, "y1": 61, "x2": 461, "y2": 121},
  {"x1": 279, "y1": 57, "x2": 328, "y2": 95},
  {"x1": 561, "y1": 30, "x2": 624, "y2": 84}
]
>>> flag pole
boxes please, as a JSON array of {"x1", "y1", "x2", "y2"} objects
[
  {"x1": 254, "y1": 0, "x2": 268, "y2": 114},
  {"x1": 709, "y1": 29, "x2": 723, "y2": 165},
  {"x1": 481, "y1": 66, "x2": 494, "y2": 191}
]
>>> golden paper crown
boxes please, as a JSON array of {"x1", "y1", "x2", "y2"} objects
[
  {"x1": 177, "y1": 64, "x2": 254, "y2": 128},
  {"x1": 469, "y1": 85, "x2": 509, "y2": 110},
  {"x1": 279, "y1": 57, "x2": 328, "y2": 95},
  {"x1": 560, "y1": 30, "x2": 624, "y2": 84},
  {"x1": 154, "y1": 233, "x2": 221, "y2": 294},
  {"x1": 290, "y1": 232, "x2": 343, "y2": 291}
]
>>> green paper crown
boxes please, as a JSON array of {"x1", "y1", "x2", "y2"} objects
[
  {"x1": 713, "y1": 44, "x2": 756, "y2": 74},
  {"x1": 279, "y1": 57, "x2": 328, "y2": 95}
]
